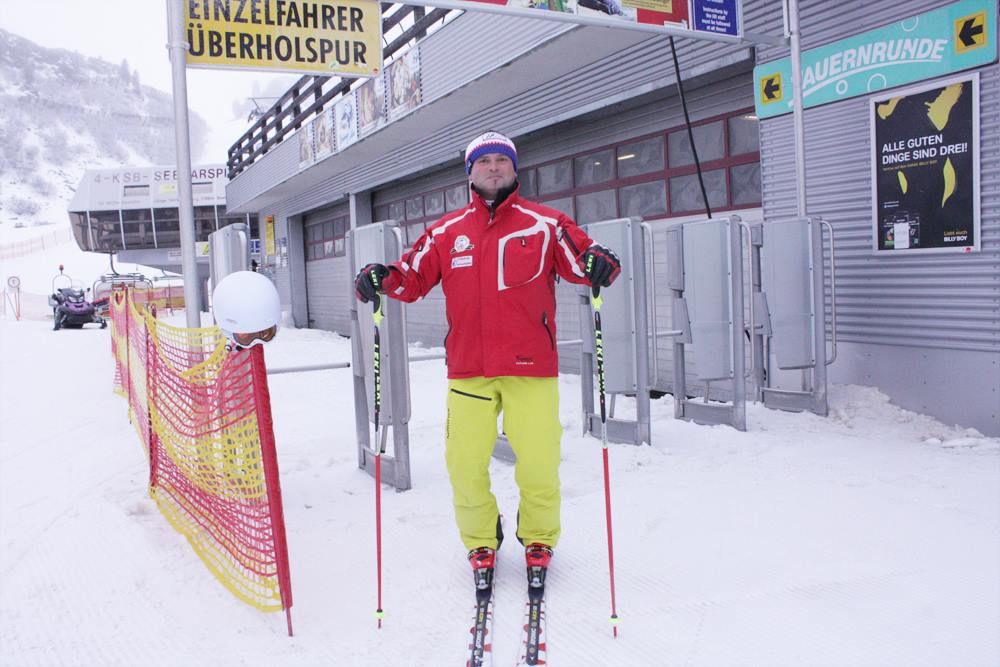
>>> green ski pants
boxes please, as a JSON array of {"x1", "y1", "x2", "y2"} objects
[{"x1": 445, "y1": 376, "x2": 562, "y2": 551}]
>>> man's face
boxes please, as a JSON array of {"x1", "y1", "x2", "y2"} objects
[{"x1": 469, "y1": 153, "x2": 516, "y2": 199}]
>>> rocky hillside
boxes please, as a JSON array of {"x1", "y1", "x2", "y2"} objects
[{"x1": 0, "y1": 29, "x2": 209, "y2": 227}]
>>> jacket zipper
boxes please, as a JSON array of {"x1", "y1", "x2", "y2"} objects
[{"x1": 542, "y1": 312, "x2": 554, "y2": 350}]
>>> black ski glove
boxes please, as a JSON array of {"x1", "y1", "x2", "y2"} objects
[
  {"x1": 354, "y1": 263, "x2": 391, "y2": 303},
  {"x1": 582, "y1": 244, "x2": 621, "y2": 294}
]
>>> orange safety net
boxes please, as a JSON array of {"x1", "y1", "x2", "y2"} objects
[{"x1": 110, "y1": 289, "x2": 293, "y2": 631}]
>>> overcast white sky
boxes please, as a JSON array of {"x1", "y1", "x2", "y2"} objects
[{"x1": 0, "y1": 0, "x2": 300, "y2": 164}]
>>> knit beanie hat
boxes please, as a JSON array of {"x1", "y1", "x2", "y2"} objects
[{"x1": 465, "y1": 131, "x2": 518, "y2": 174}]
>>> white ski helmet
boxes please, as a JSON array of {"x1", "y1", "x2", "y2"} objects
[{"x1": 212, "y1": 270, "x2": 281, "y2": 347}]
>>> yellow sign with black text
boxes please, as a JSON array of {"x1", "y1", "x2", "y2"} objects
[
  {"x1": 185, "y1": 0, "x2": 383, "y2": 77},
  {"x1": 954, "y1": 11, "x2": 987, "y2": 53},
  {"x1": 760, "y1": 73, "x2": 782, "y2": 104},
  {"x1": 264, "y1": 215, "x2": 276, "y2": 256}
]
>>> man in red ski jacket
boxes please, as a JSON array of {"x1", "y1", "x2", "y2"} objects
[{"x1": 355, "y1": 131, "x2": 620, "y2": 582}]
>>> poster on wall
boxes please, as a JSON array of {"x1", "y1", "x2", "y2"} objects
[
  {"x1": 387, "y1": 47, "x2": 421, "y2": 120},
  {"x1": 357, "y1": 75, "x2": 387, "y2": 137},
  {"x1": 870, "y1": 74, "x2": 979, "y2": 254},
  {"x1": 314, "y1": 109, "x2": 334, "y2": 161},
  {"x1": 457, "y1": 0, "x2": 693, "y2": 36},
  {"x1": 335, "y1": 92, "x2": 359, "y2": 149},
  {"x1": 298, "y1": 122, "x2": 315, "y2": 169}
]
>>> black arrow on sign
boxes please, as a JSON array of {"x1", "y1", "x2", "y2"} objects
[
  {"x1": 763, "y1": 77, "x2": 780, "y2": 100},
  {"x1": 959, "y1": 18, "x2": 984, "y2": 47}
]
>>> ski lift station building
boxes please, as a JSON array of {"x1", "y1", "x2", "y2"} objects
[
  {"x1": 93, "y1": 0, "x2": 1000, "y2": 434},
  {"x1": 67, "y1": 164, "x2": 261, "y2": 273}
]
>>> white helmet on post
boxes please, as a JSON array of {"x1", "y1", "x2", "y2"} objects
[{"x1": 212, "y1": 270, "x2": 281, "y2": 348}]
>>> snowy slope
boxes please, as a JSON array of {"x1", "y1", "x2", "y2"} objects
[{"x1": 1, "y1": 311, "x2": 998, "y2": 667}]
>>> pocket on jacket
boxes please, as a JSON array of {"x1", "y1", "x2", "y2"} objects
[{"x1": 500, "y1": 231, "x2": 545, "y2": 289}]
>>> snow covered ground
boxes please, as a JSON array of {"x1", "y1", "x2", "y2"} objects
[{"x1": 1, "y1": 285, "x2": 999, "y2": 666}]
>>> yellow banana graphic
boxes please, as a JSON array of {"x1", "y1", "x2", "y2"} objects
[
  {"x1": 942, "y1": 158, "x2": 956, "y2": 207},
  {"x1": 877, "y1": 97, "x2": 902, "y2": 119},
  {"x1": 898, "y1": 170, "x2": 908, "y2": 194},
  {"x1": 924, "y1": 84, "x2": 963, "y2": 131}
]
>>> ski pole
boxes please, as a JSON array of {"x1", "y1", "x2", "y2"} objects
[
  {"x1": 372, "y1": 288, "x2": 386, "y2": 628},
  {"x1": 591, "y1": 283, "x2": 619, "y2": 637}
]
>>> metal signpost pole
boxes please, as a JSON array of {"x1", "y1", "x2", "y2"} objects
[
  {"x1": 166, "y1": 0, "x2": 202, "y2": 327},
  {"x1": 788, "y1": 0, "x2": 807, "y2": 219}
]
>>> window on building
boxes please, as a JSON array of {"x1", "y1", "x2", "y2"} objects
[
  {"x1": 194, "y1": 205, "x2": 217, "y2": 242},
  {"x1": 669, "y1": 168, "x2": 728, "y2": 213},
  {"x1": 122, "y1": 208, "x2": 154, "y2": 249},
  {"x1": 445, "y1": 183, "x2": 468, "y2": 211},
  {"x1": 574, "y1": 150, "x2": 614, "y2": 187},
  {"x1": 537, "y1": 160, "x2": 572, "y2": 194},
  {"x1": 69, "y1": 212, "x2": 92, "y2": 251},
  {"x1": 363, "y1": 110, "x2": 759, "y2": 240},
  {"x1": 305, "y1": 213, "x2": 349, "y2": 261},
  {"x1": 619, "y1": 180, "x2": 667, "y2": 218},
  {"x1": 575, "y1": 189, "x2": 616, "y2": 224},
  {"x1": 617, "y1": 137, "x2": 664, "y2": 178},
  {"x1": 406, "y1": 196, "x2": 423, "y2": 220},
  {"x1": 668, "y1": 121, "x2": 726, "y2": 167},
  {"x1": 728, "y1": 114, "x2": 760, "y2": 155},
  {"x1": 425, "y1": 190, "x2": 445, "y2": 217},
  {"x1": 388, "y1": 201, "x2": 405, "y2": 222},
  {"x1": 544, "y1": 196, "x2": 574, "y2": 217},
  {"x1": 731, "y1": 162, "x2": 762, "y2": 206},
  {"x1": 153, "y1": 208, "x2": 180, "y2": 248}
]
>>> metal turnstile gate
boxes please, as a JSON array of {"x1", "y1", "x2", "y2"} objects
[
  {"x1": 579, "y1": 217, "x2": 652, "y2": 446},
  {"x1": 348, "y1": 221, "x2": 412, "y2": 491}
]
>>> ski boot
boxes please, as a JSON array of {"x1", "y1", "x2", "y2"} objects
[
  {"x1": 469, "y1": 547, "x2": 496, "y2": 591},
  {"x1": 524, "y1": 543, "x2": 552, "y2": 589}
]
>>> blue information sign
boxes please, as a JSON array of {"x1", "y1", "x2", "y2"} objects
[{"x1": 691, "y1": 0, "x2": 741, "y2": 37}]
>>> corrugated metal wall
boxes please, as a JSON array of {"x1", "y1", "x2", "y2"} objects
[
  {"x1": 757, "y1": 0, "x2": 999, "y2": 433},
  {"x1": 760, "y1": 0, "x2": 999, "y2": 352},
  {"x1": 303, "y1": 202, "x2": 352, "y2": 332}
]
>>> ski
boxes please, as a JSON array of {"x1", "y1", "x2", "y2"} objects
[
  {"x1": 466, "y1": 586, "x2": 494, "y2": 667},
  {"x1": 467, "y1": 549, "x2": 496, "y2": 667},
  {"x1": 517, "y1": 547, "x2": 550, "y2": 666},
  {"x1": 516, "y1": 586, "x2": 546, "y2": 666}
]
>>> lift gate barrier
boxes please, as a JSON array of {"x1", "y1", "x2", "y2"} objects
[
  {"x1": 665, "y1": 215, "x2": 837, "y2": 430},
  {"x1": 345, "y1": 216, "x2": 836, "y2": 487},
  {"x1": 348, "y1": 221, "x2": 413, "y2": 491},
  {"x1": 667, "y1": 216, "x2": 749, "y2": 431},
  {"x1": 579, "y1": 218, "x2": 652, "y2": 447},
  {"x1": 754, "y1": 217, "x2": 837, "y2": 416}
]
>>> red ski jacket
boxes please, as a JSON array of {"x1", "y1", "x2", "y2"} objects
[{"x1": 385, "y1": 186, "x2": 596, "y2": 379}]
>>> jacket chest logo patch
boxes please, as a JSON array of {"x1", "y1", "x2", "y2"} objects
[
  {"x1": 451, "y1": 235, "x2": 474, "y2": 254},
  {"x1": 452, "y1": 255, "x2": 473, "y2": 268}
]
